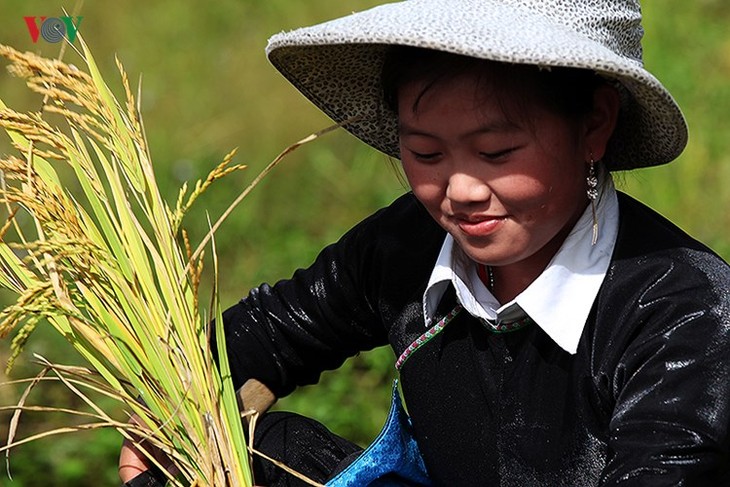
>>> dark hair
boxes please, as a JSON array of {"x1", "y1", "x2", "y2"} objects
[{"x1": 381, "y1": 45, "x2": 606, "y2": 123}]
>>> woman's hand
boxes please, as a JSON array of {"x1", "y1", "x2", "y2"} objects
[
  {"x1": 119, "y1": 379, "x2": 276, "y2": 485},
  {"x1": 118, "y1": 415, "x2": 175, "y2": 485}
]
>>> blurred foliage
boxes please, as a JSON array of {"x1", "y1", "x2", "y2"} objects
[
  {"x1": 624, "y1": 0, "x2": 730, "y2": 257},
  {"x1": 0, "y1": 0, "x2": 728, "y2": 485}
]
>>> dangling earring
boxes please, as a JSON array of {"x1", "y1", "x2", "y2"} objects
[{"x1": 587, "y1": 156, "x2": 599, "y2": 245}]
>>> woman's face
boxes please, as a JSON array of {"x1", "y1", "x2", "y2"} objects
[{"x1": 398, "y1": 71, "x2": 593, "y2": 278}]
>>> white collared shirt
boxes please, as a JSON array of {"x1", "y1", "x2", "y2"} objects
[{"x1": 422, "y1": 174, "x2": 619, "y2": 354}]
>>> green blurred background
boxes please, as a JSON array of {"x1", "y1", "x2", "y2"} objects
[{"x1": 0, "y1": 0, "x2": 728, "y2": 485}]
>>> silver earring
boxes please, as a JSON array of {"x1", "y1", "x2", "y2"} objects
[{"x1": 587, "y1": 157, "x2": 599, "y2": 245}]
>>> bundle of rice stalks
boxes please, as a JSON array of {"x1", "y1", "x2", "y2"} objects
[{"x1": 0, "y1": 39, "x2": 329, "y2": 486}]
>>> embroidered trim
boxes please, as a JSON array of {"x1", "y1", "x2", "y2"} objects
[
  {"x1": 481, "y1": 316, "x2": 534, "y2": 334},
  {"x1": 395, "y1": 305, "x2": 463, "y2": 371},
  {"x1": 395, "y1": 306, "x2": 535, "y2": 370}
]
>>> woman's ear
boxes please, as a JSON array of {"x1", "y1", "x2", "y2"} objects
[{"x1": 584, "y1": 84, "x2": 621, "y2": 161}]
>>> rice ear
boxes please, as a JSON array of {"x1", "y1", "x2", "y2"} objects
[
  {"x1": 0, "y1": 41, "x2": 254, "y2": 485},
  {"x1": 0, "y1": 35, "x2": 337, "y2": 485}
]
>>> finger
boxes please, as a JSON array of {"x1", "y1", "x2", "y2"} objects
[{"x1": 119, "y1": 437, "x2": 152, "y2": 482}]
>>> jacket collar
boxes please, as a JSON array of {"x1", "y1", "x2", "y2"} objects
[{"x1": 423, "y1": 176, "x2": 619, "y2": 354}]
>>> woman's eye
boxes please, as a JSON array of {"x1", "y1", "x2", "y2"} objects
[
  {"x1": 410, "y1": 151, "x2": 442, "y2": 162},
  {"x1": 480, "y1": 148, "x2": 515, "y2": 160}
]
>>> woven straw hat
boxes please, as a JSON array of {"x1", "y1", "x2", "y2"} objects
[{"x1": 265, "y1": 0, "x2": 687, "y2": 170}]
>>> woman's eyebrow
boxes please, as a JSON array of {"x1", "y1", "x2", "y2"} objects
[{"x1": 398, "y1": 121, "x2": 520, "y2": 137}]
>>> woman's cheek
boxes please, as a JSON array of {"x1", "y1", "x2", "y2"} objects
[
  {"x1": 413, "y1": 184, "x2": 444, "y2": 210},
  {"x1": 493, "y1": 175, "x2": 552, "y2": 212},
  {"x1": 403, "y1": 167, "x2": 443, "y2": 199}
]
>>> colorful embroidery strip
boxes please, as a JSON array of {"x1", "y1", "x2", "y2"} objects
[
  {"x1": 395, "y1": 306, "x2": 535, "y2": 370},
  {"x1": 482, "y1": 316, "x2": 534, "y2": 334},
  {"x1": 395, "y1": 305, "x2": 463, "y2": 371}
]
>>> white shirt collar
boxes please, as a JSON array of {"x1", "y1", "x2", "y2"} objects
[{"x1": 422, "y1": 175, "x2": 619, "y2": 354}]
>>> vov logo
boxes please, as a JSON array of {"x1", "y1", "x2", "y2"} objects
[{"x1": 24, "y1": 16, "x2": 83, "y2": 44}]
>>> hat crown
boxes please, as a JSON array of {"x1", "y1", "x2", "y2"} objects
[{"x1": 439, "y1": 0, "x2": 644, "y2": 63}]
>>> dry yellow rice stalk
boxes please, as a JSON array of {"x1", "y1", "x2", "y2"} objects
[{"x1": 0, "y1": 38, "x2": 334, "y2": 486}]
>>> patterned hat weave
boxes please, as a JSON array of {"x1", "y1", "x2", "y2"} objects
[{"x1": 266, "y1": 0, "x2": 687, "y2": 170}]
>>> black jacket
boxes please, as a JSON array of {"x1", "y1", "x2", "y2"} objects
[{"x1": 220, "y1": 191, "x2": 730, "y2": 486}]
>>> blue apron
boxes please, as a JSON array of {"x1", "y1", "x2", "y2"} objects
[
  {"x1": 325, "y1": 380, "x2": 431, "y2": 486},
  {"x1": 324, "y1": 304, "x2": 530, "y2": 486},
  {"x1": 325, "y1": 305, "x2": 462, "y2": 487},
  {"x1": 325, "y1": 306, "x2": 468, "y2": 486}
]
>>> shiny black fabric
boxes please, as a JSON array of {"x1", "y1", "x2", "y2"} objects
[
  {"x1": 252, "y1": 411, "x2": 362, "y2": 486},
  {"x1": 219, "y1": 191, "x2": 730, "y2": 486}
]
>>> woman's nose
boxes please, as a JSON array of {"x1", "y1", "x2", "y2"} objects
[{"x1": 446, "y1": 172, "x2": 491, "y2": 204}]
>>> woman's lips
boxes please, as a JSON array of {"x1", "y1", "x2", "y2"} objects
[{"x1": 455, "y1": 216, "x2": 505, "y2": 237}]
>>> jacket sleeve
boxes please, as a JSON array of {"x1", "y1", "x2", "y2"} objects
[
  {"x1": 599, "y1": 249, "x2": 730, "y2": 485},
  {"x1": 213, "y1": 200, "x2": 405, "y2": 398}
]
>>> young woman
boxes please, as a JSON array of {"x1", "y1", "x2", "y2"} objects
[{"x1": 121, "y1": 1, "x2": 730, "y2": 485}]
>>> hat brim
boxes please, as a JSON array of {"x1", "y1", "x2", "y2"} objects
[{"x1": 266, "y1": 1, "x2": 687, "y2": 170}]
